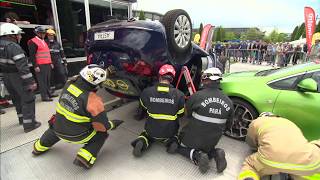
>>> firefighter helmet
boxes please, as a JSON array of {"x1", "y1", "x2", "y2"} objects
[
  {"x1": 159, "y1": 64, "x2": 176, "y2": 77},
  {"x1": 0, "y1": 23, "x2": 24, "y2": 36},
  {"x1": 259, "y1": 112, "x2": 275, "y2": 117},
  {"x1": 46, "y1": 29, "x2": 56, "y2": 35},
  {"x1": 201, "y1": 67, "x2": 222, "y2": 81},
  {"x1": 79, "y1": 64, "x2": 108, "y2": 86},
  {"x1": 34, "y1": 26, "x2": 46, "y2": 33}
]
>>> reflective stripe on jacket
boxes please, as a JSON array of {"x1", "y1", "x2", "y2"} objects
[{"x1": 30, "y1": 37, "x2": 51, "y2": 65}]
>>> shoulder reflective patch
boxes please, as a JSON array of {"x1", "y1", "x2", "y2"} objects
[
  {"x1": 67, "y1": 84, "x2": 83, "y2": 97},
  {"x1": 157, "y1": 86, "x2": 169, "y2": 92}
]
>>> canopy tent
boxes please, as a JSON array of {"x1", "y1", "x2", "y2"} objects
[{"x1": 289, "y1": 38, "x2": 306, "y2": 47}]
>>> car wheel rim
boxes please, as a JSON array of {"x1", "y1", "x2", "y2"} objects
[
  {"x1": 226, "y1": 103, "x2": 255, "y2": 139},
  {"x1": 174, "y1": 15, "x2": 191, "y2": 48}
]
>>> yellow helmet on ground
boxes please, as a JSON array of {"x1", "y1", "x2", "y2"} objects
[{"x1": 46, "y1": 29, "x2": 56, "y2": 36}]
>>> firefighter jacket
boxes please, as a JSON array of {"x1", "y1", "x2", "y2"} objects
[
  {"x1": 28, "y1": 36, "x2": 52, "y2": 66},
  {"x1": 239, "y1": 116, "x2": 320, "y2": 180},
  {"x1": 140, "y1": 83, "x2": 185, "y2": 138},
  {"x1": 53, "y1": 78, "x2": 112, "y2": 142},
  {"x1": 180, "y1": 83, "x2": 234, "y2": 152},
  {"x1": 46, "y1": 40, "x2": 67, "y2": 66},
  {"x1": 0, "y1": 37, "x2": 35, "y2": 86}
]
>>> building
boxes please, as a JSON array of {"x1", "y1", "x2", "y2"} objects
[{"x1": 0, "y1": 0, "x2": 136, "y2": 61}]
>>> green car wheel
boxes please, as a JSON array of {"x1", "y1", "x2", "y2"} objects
[{"x1": 225, "y1": 98, "x2": 259, "y2": 140}]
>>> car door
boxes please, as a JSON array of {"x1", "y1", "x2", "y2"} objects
[{"x1": 271, "y1": 70, "x2": 320, "y2": 140}]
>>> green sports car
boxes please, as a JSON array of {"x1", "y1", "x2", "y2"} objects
[{"x1": 221, "y1": 62, "x2": 320, "y2": 141}]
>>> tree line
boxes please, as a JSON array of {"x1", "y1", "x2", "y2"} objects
[{"x1": 196, "y1": 21, "x2": 320, "y2": 43}]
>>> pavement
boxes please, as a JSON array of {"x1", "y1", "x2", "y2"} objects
[{"x1": 0, "y1": 63, "x2": 272, "y2": 180}]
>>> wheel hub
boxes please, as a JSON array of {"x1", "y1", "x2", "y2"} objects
[{"x1": 174, "y1": 15, "x2": 191, "y2": 48}]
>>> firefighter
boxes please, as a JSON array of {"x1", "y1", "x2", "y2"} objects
[
  {"x1": 32, "y1": 64, "x2": 124, "y2": 169},
  {"x1": 131, "y1": 64, "x2": 185, "y2": 157},
  {"x1": 46, "y1": 29, "x2": 68, "y2": 90},
  {"x1": 176, "y1": 67, "x2": 234, "y2": 173},
  {"x1": 0, "y1": 23, "x2": 40, "y2": 132},
  {"x1": 238, "y1": 112, "x2": 320, "y2": 180},
  {"x1": 28, "y1": 26, "x2": 57, "y2": 101}
]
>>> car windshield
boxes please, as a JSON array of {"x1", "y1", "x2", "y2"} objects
[{"x1": 255, "y1": 62, "x2": 316, "y2": 76}]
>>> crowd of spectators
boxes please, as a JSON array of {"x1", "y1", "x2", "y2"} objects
[{"x1": 213, "y1": 41, "x2": 308, "y2": 67}]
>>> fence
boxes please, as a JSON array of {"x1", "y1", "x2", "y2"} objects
[{"x1": 220, "y1": 49, "x2": 309, "y2": 67}]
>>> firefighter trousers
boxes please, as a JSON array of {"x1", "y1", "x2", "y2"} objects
[
  {"x1": 3, "y1": 73, "x2": 36, "y2": 129},
  {"x1": 238, "y1": 152, "x2": 320, "y2": 180},
  {"x1": 36, "y1": 64, "x2": 52, "y2": 100},
  {"x1": 35, "y1": 128, "x2": 108, "y2": 163},
  {"x1": 131, "y1": 131, "x2": 179, "y2": 151}
]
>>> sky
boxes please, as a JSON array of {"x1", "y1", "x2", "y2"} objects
[{"x1": 132, "y1": 0, "x2": 320, "y2": 34}]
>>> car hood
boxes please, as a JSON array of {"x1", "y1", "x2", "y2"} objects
[
  {"x1": 221, "y1": 71, "x2": 264, "y2": 84},
  {"x1": 223, "y1": 71, "x2": 258, "y2": 78}
]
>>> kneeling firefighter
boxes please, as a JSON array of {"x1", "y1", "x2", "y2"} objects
[
  {"x1": 238, "y1": 112, "x2": 320, "y2": 180},
  {"x1": 131, "y1": 64, "x2": 185, "y2": 157},
  {"x1": 32, "y1": 64, "x2": 123, "y2": 169},
  {"x1": 177, "y1": 67, "x2": 234, "y2": 173}
]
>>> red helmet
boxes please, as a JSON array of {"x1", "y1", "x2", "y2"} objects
[{"x1": 159, "y1": 64, "x2": 176, "y2": 77}]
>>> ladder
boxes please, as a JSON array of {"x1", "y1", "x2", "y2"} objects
[{"x1": 175, "y1": 66, "x2": 196, "y2": 95}]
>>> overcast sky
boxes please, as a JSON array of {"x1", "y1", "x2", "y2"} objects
[{"x1": 132, "y1": 0, "x2": 320, "y2": 34}]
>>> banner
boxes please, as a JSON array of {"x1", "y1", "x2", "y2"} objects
[
  {"x1": 200, "y1": 24, "x2": 214, "y2": 51},
  {"x1": 304, "y1": 7, "x2": 316, "y2": 52}
]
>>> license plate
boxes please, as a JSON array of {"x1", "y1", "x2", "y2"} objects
[{"x1": 94, "y1": 31, "x2": 114, "y2": 40}]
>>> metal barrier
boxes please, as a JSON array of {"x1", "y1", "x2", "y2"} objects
[{"x1": 221, "y1": 49, "x2": 309, "y2": 67}]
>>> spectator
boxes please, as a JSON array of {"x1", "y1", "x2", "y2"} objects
[{"x1": 292, "y1": 45, "x2": 302, "y2": 65}]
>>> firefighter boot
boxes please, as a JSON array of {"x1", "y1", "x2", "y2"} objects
[
  {"x1": 166, "y1": 136, "x2": 179, "y2": 154},
  {"x1": 24, "y1": 121, "x2": 41, "y2": 133},
  {"x1": 193, "y1": 150, "x2": 210, "y2": 173},
  {"x1": 209, "y1": 148, "x2": 227, "y2": 173},
  {"x1": 32, "y1": 139, "x2": 49, "y2": 156},
  {"x1": 73, "y1": 155, "x2": 93, "y2": 169},
  {"x1": 132, "y1": 139, "x2": 144, "y2": 157}
]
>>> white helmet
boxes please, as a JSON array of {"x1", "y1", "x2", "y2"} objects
[
  {"x1": 79, "y1": 64, "x2": 107, "y2": 86},
  {"x1": 202, "y1": 67, "x2": 222, "y2": 81},
  {"x1": 0, "y1": 23, "x2": 24, "y2": 36},
  {"x1": 259, "y1": 112, "x2": 275, "y2": 117}
]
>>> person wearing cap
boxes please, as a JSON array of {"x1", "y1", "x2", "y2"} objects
[
  {"x1": 238, "y1": 112, "x2": 320, "y2": 180},
  {"x1": 46, "y1": 29, "x2": 68, "y2": 89},
  {"x1": 28, "y1": 26, "x2": 57, "y2": 102},
  {"x1": 32, "y1": 64, "x2": 124, "y2": 169},
  {"x1": 131, "y1": 64, "x2": 185, "y2": 157},
  {"x1": 0, "y1": 23, "x2": 40, "y2": 132},
  {"x1": 176, "y1": 67, "x2": 234, "y2": 173}
]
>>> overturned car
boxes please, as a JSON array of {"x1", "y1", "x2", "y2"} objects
[{"x1": 85, "y1": 9, "x2": 223, "y2": 98}]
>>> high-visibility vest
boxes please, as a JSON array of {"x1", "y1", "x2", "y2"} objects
[{"x1": 30, "y1": 37, "x2": 52, "y2": 65}]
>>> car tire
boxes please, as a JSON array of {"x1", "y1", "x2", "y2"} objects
[
  {"x1": 161, "y1": 9, "x2": 192, "y2": 58},
  {"x1": 225, "y1": 98, "x2": 259, "y2": 141}
]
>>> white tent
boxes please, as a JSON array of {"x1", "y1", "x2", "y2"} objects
[{"x1": 289, "y1": 38, "x2": 306, "y2": 47}]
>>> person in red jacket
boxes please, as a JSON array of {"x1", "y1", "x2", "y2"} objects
[{"x1": 28, "y1": 26, "x2": 57, "y2": 101}]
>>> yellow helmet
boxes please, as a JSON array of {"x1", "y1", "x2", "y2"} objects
[
  {"x1": 312, "y1": 32, "x2": 320, "y2": 45},
  {"x1": 46, "y1": 29, "x2": 56, "y2": 35}
]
